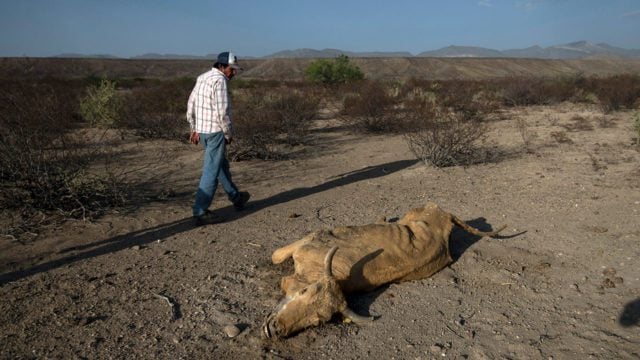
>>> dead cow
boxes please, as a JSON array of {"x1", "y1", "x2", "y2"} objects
[{"x1": 262, "y1": 202, "x2": 506, "y2": 338}]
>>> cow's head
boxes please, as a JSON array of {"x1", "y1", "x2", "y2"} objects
[{"x1": 262, "y1": 246, "x2": 373, "y2": 338}]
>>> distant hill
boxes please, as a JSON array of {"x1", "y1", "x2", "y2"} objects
[
  {"x1": 4, "y1": 57, "x2": 639, "y2": 81},
  {"x1": 41, "y1": 41, "x2": 640, "y2": 60},
  {"x1": 53, "y1": 53, "x2": 120, "y2": 59},
  {"x1": 131, "y1": 53, "x2": 214, "y2": 60},
  {"x1": 417, "y1": 46, "x2": 504, "y2": 58},
  {"x1": 266, "y1": 48, "x2": 413, "y2": 58},
  {"x1": 421, "y1": 41, "x2": 640, "y2": 59}
]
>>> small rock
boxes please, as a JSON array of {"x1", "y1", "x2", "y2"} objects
[
  {"x1": 429, "y1": 344, "x2": 444, "y2": 354},
  {"x1": 288, "y1": 212, "x2": 301, "y2": 218},
  {"x1": 223, "y1": 324, "x2": 241, "y2": 338},
  {"x1": 570, "y1": 284, "x2": 579, "y2": 291},
  {"x1": 132, "y1": 245, "x2": 141, "y2": 250},
  {"x1": 613, "y1": 276, "x2": 624, "y2": 284}
]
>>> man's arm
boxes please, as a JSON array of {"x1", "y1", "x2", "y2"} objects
[
  {"x1": 186, "y1": 86, "x2": 199, "y2": 144},
  {"x1": 213, "y1": 78, "x2": 234, "y2": 142}
]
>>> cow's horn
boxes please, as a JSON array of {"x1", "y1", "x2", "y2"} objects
[
  {"x1": 324, "y1": 246, "x2": 339, "y2": 277},
  {"x1": 341, "y1": 308, "x2": 374, "y2": 324}
]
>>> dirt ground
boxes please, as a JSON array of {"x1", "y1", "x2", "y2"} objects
[{"x1": 1, "y1": 103, "x2": 639, "y2": 359}]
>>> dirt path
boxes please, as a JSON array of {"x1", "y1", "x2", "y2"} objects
[{"x1": 1, "y1": 104, "x2": 639, "y2": 359}]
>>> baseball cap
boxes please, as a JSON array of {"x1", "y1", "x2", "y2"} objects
[{"x1": 217, "y1": 51, "x2": 242, "y2": 70}]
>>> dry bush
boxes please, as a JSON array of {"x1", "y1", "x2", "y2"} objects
[
  {"x1": 405, "y1": 109, "x2": 489, "y2": 167},
  {"x1": 0, "y1": 80, "x2": 128, "y2": 240},
  {"x1": 587, "y1": 74, "x2": 640, "y2": 113},
  {"x1": 497, "y1": 77, "x2": 578, "y2": 107},
  {"x1": 117, "y1": 78, "x2": 192, "y2": 140},
  {"x1": 228, "y1": 87, "x2": 320, "y2": 160},
  {"x1": 516, "y1": 118, "x2": 537, "y2": 154},
  {"x1": 436, "y1": 80, "x2": 501, "y2": 115},
  {"x1": 341, "y1": 81, "x2": 404, "y2": 133}
]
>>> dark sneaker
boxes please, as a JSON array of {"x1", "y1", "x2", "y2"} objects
[
  {"x1": 193, "y1": 210, "x2": 224, "y2": 226},
  {"x1": 233, "y1": 191, "x2": 251, "y2": 211}
]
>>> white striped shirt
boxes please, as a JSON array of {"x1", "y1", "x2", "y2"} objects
[{"x1": 186, "y1": 67, "x2": 233, "y2": 137}]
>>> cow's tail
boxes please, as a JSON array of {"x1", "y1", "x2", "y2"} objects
[{"x1": 451, "y1": 215, "x2": 506, "y2": 238}]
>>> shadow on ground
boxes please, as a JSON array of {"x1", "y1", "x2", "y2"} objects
[
  {"x1": 219, "y1": 159, "x2": 420, "y2": 221},
  {"x1": 0, "y1": 159, "x2": 419, "y2": 286},
  {"x1": 619, "y1": 298, "x2": 640, "y2": 327}
]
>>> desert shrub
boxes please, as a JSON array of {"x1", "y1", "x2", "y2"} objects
[
  {"x1": 228, "y1": 87, "x2": 320, "y2": 160},
  {"x1": 587, "y1": 74, "x2": 640, "y2": 113},
  {"x1": 497, "y1": 76, "x2": 580, "y2": 107},
  {"x1": 305, "y1": 55, "x2": 364, "y2": 85},
  {"x1": 341, "y1": 81, "x2": 403, "y2": 133},
  {"x1": 79, "y1": 79, "x2": 123, "y2": 128},
  {"x1": 516, "y1": 117, "x2": 537, "y2": 154},
  {"x1": 405, "y1": 109, "x2": 489, "y2": 167},
  {"x1": 0, "y1": 80, "x2": 127, "y2": 240},
  {"x1": 499, "y1": 77, "x2": 551, "y2": 107},
  {"x1": 117, "y1": 78, "x2": 192, "y2": 140}
]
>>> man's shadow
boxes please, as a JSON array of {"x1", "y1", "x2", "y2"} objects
[
  {"x1": 0, "y1": 159, "x2": 419, "y2": 286},
  {"x1": 345, "y1": 218, "x2": 520, "y2": 318},
  {"x1": 0, "y1": 217, "x2": 196, "y2": 286},
  {"x1": 219, "y1": 159, "x2": 420, "y2": 221}
]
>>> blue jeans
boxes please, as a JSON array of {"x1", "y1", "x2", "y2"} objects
[{"x1": 192, "y1": 132, "x2": 239, "y2": 216}]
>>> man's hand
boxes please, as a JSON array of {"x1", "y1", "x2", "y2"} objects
[{"x1": 189, "y1": 131, "x2": 200, "y2": 145}]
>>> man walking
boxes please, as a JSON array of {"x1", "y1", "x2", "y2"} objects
[{"x1": 187, "y1": 51, "x2": 250, "y2": 226}]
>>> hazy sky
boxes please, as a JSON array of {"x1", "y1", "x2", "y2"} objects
[{"x1": 1, "y1": 0, "x2": 639, "y2": 57}]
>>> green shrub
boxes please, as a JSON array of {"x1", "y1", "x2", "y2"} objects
[
  {"x1": 305, "y1": 55, "x2": 364, "y2": 85},
  {"x1": 79, "y1": 79, "x2": 123, "y2": 128}
]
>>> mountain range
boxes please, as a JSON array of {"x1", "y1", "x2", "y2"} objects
[{"x1": 52, "y1": 41, "x2": 640, "y2": 60}]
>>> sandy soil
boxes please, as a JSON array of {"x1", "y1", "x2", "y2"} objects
[{"x1": 1, "y1": 103, "x2": 639, "y2": 359}]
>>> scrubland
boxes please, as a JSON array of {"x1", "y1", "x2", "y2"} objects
[{"x1": 1, "y1": 59, "x2": 639, "y2": 359}]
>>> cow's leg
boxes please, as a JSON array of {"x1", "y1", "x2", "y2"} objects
[{"x1": 272, "y1": 232, "x2": 318, "y2": 264}]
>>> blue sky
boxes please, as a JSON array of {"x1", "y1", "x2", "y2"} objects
[{"x1": 1, "y1": 0, "x2": 639, "y2": 57}]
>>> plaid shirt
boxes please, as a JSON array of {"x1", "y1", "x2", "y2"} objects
[{"x1": 186, "y1": 68, "x2": 233, "y2": 137}]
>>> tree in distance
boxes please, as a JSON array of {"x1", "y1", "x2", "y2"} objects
[{"x1": 305, "y1": 54, "x2": 365, "y2": 85}]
